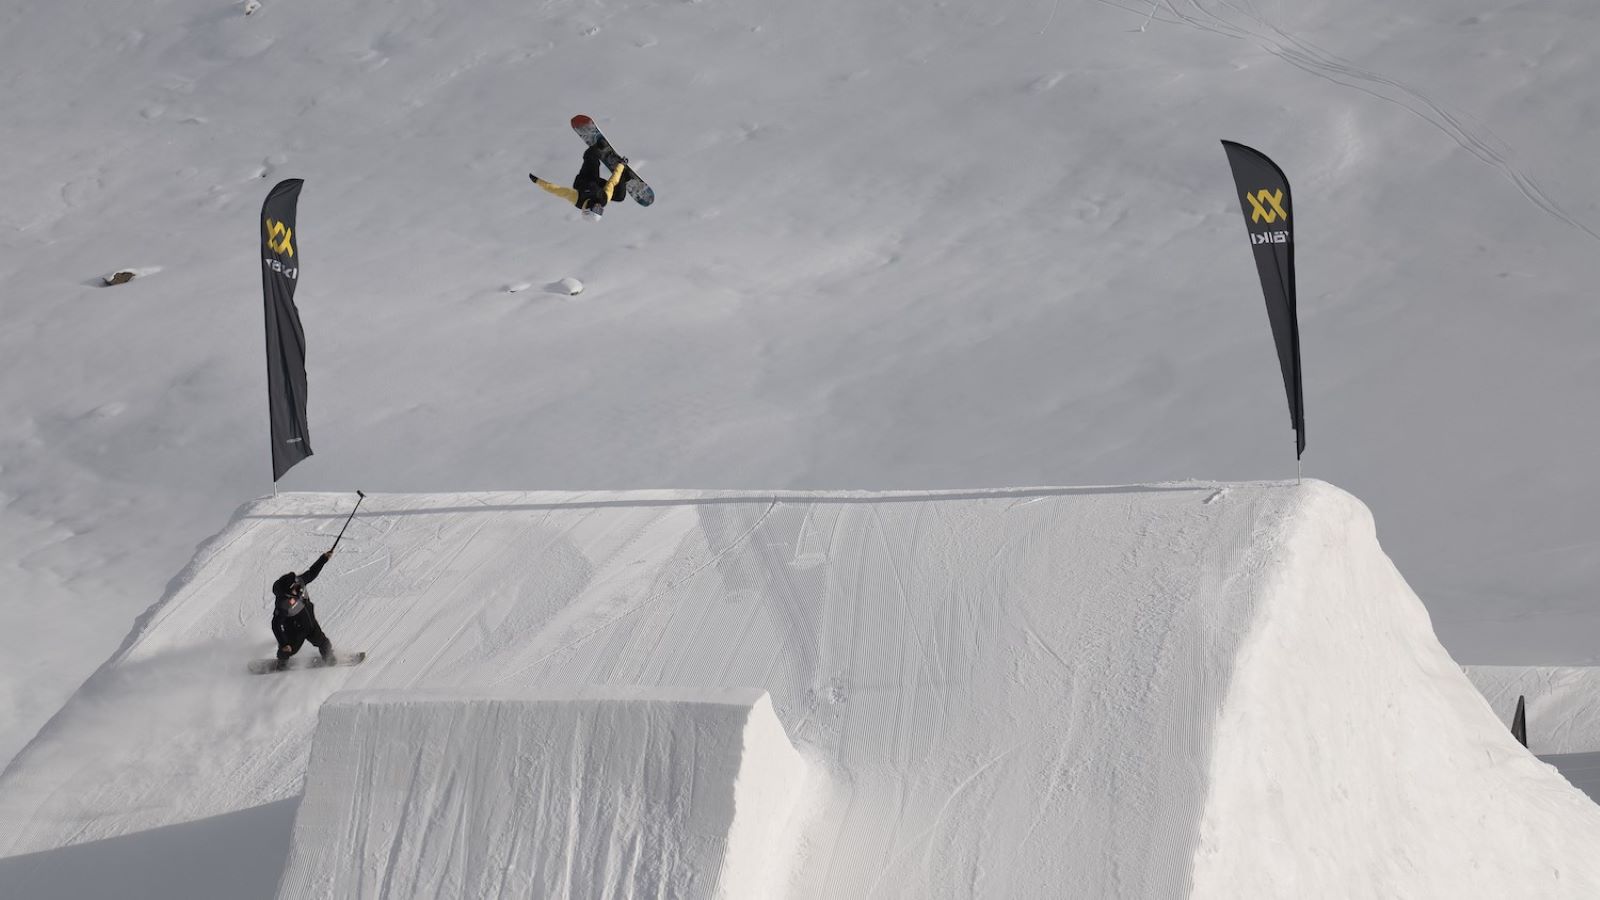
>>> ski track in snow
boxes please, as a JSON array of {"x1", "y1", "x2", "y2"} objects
[
  {"x1": 1094, "y1": 0, "x2": 1600, "y2": 242},
  {"x1": 1466, "y1": 666, "x2": 1600, "y2": 755}
]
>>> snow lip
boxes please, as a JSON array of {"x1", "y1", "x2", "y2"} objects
[
  {"x1": 245, "y1": 480, "x2": 1298, "y2": 511},
  {"x1": 323, "y1": 684, "x2": 770, "y2": 709}
]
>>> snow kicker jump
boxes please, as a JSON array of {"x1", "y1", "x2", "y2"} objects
[
  {"x1": 4, "y1": 485, "x2": 1600, "y2": 898},
  {"x1": 277, "y1": 688, "x2": 805, "y2": 898}
]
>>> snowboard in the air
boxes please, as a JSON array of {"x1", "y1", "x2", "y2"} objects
[
  {"x1": 248, "y1": 651, "x2": 367, "y2": 675},
  {"x1": 570, "y1": 114, "x2": 655, "y2": 207}
]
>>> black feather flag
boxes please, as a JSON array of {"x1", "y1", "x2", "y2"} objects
[
  {"x1": 1222, "y1": 141, "x2": 1305, "y2": 459},
  {"x1": 261, "y1": 179, "x2": 312, "y2": 481}
]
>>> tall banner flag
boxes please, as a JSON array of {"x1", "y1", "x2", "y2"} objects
[
  {"x1": 1222, "y1": 141, "x2": 1305, "y2": 459},
  {"x1": 261, "y1": 178, "x2": 312, "y2": 481}
]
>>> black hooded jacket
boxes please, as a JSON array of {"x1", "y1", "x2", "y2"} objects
[{"x1": 271, "y1": 554, "x2": 329, "y2": 644}]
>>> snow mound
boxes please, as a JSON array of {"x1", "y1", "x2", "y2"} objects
[
  {"x1": 97, "y1": 266, "x2": 161, "y2": 286},
  {"x1": 277, "y1": 687, "x2": 806, "y2": 899},
  {"x1": 1191, "y1": 490, "x2": 1600, "y2": 897},
  {"x1": 3, "y1": 482, "x2": 1600, "y2": 897}
]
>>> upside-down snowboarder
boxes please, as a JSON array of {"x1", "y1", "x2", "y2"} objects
[
  {"x1": 270, "y1": 550, "x2": 337, "y2": 669},
  {"x1": 529, "y1": 143, "x2": 634, "y2": 219},
  {"x1": 528, "y1": 115, "x2": 655, "y2": 218}
]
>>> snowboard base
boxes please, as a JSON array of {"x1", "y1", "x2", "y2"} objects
[
  {"x1": 248, "y1": 651, "x2": 366, "y2": 675},
  {"x1": 571, "y1": 115, "x2": 655, "y2": 207}
]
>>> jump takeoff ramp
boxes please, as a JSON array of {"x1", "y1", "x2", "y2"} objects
[{"x1": 276, "y1": 687, "x2": 807, "y2": 899}]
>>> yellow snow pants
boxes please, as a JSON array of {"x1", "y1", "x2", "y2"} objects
[{"x1": 534, "y1": 163, "x2": 627, "y2": 208}]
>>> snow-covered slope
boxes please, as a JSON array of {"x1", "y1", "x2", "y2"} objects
[
  {"x1": 1192, "y1": 488, "x2": 1600, "y2": 897},
  {"x1": 2, "y1": 482, "x2": 1596, "y2": 897},
  {"x1": 3, "y1": 0, "x2": 1600, "y2": 771}
]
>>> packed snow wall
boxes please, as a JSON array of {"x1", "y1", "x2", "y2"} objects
[
  {"x1": 3, "y1": 482, "x2": 1599, "y2": 899},
  {"x1": 276, "y1": 687, "x2": 806, "y2": 899},
  {"x1": 1190, "y1": 488, "x2": 1600, "y2": 898}
]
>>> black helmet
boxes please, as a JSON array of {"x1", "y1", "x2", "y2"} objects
[{"x1": 272, "y1": 572, "x2": 299, "y2": 598}]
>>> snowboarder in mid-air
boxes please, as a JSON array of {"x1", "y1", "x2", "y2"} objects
[
  {"x1": 529, "y1": 143, "x2": 633, "y2": 219},
  {"x1": 528, "y1": 115, "x2": 654, "y2": 217},
  {"x1": 270, "y1": 550, "x2": 337, "y2": 669}
]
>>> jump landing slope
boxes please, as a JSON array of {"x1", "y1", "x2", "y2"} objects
[{"x1": 2, "y1": 482, "x2": 1598, "y2": 898}]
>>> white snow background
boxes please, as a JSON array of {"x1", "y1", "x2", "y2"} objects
[{"x1": 0, "y1": 0, "x2": 1598, "y2": 873}]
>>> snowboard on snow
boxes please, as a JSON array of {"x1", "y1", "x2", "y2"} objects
[
  {"x1": 570, "y1": 114, "x2": 655, "y2": 207},
  {"x1": 248, "y1": 651, "x2": 367, "y2": 675}
]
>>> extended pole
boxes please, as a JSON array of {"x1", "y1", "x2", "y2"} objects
[{"x1": 330, "y1": 490, "x2": 366, "y2": 553}]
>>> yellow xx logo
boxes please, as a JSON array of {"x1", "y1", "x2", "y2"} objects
[
  {"x1": 264, "y1": 218, "x2": 295, "y2": 257},
  {"x1": 1246, "y1": 189, "x2": 1287, "y2": 224}
]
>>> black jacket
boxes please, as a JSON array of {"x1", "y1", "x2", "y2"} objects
[{"x1": 271, "y1": 554, "x2": 328, "y2": 644}]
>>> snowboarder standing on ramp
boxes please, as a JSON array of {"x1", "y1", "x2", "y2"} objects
[
  {"x1": 529, "y1": 143, "x2": 631, "y2": 219},
  {"x1": 271, "y1": 550, "x2": 336, "y2": 669}
]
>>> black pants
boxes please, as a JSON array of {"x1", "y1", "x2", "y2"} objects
[
  {"x1": 572, "y1": 147, "x2": 629, "y2": 211},
  {"x1": 277, "y1": 620, "x2": 332, "y2": 660}
]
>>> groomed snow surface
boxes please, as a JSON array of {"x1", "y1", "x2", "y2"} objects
[{"x1": 2, "y1": 482, "x2": 1598, "y2": 898}]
